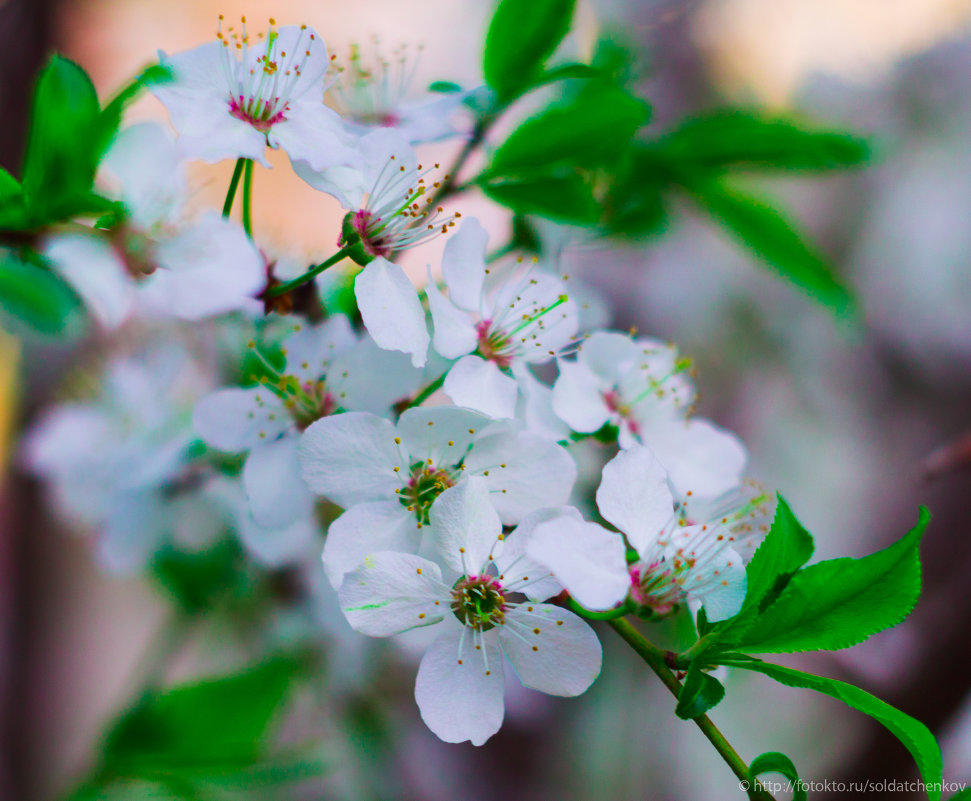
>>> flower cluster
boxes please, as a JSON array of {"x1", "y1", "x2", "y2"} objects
[{"x1": 21, "y1": 18, "x2": 774, "y2": 747}]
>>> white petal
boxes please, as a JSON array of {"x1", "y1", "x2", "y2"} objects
[
  {"x1": 243, "y1": 435, "x2": 315, "y2": 529},
  {"x1": 428, "y1": 477, "x2": 502, "y2": 576},
  {"x1": 397, "y1": 406, "x2": 490, "y2": 466},
  {"x1": 664, "y1": 529, "x2": 748, "y2": 622},
  {"x1": 427, "y1": 277, "x2": 477, "y2": 359},
  {"x1": 641, "y1": 418, "x2": 748, "y2": 500},
  {"x1": 329, "y1": 336, "x2": 423, "y2": 414},
  {"x1": 551, "y1": 358, "x2": 611, "y2": 433},
  {"x1": 45, "y1": 234, "x2": 133, "y2": 330},
  {"x1": 694, "y1": 554, "x2": 747, "y2": 622},
  {"x1": 147, "y1": 213, "x2": 265, "y2": 319},
  {"x1": 355, "y1": 258, "x2": 429, "y2": 368},
  {"x1": 239, "y1": 511, "x2": 317, "y2": 567},
  {"x1": 465, "y1": 431, "x2": 577, "y2": 523},
  {"x1": 441, "y1": 217, "x2": 489, "y2": 312},
  {"x1": 527, "y1": 515, "x2": 629, "y2": 611},
  {"x1": 514, "y1": 362, "x2": 571, "y2": 442},
  {"x1": 579, "y1": 331, "x2": 639, "y2": 382},
  {"x1": 273, "y1": 100, "x2": 359, "y2": 171},
  {"x1": 322, "y1": 500, "x2": 422, "y2": 588},
  {"x1": 415, "y1": 625, "x2": 504, "y2": 745},
  {"x1": 501, "y1": 605, "x2": 602, "y2": 696},
  {"x1": 492, "y1": 506, "x2": 579, "y2": 601},
  {"x1": 282, "y1": 315, "x2": 357, "y2": 384},
  {"x1": 298, "y1": 412, "x2": 402, "y2": 507},
  {"x1": 102, "y1": 123, "x2": 184, "y2": 228},
  {"x1": 596, "y1": 445, "x2": 674, "y2": 555},
  {"x1": 193, "y1": 387, "x2": 288, "y2": 452},
  {"x1": 338, "y1": 551, "x2": 445, "y2": 636},
  {"x1": 443, "y1": 355, "x2": 518, "y2": 419},
  {"x1": 99, "y1": 490, "x2": 166, "y2": 575}
]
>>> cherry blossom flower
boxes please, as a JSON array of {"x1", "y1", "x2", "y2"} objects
[
  {"x1": 44, "y1": 124, "x2": 264, "y2": 329},
  {"x1": 552, "y1": 331, "x2": 746, "y2": 499},
  {"x1": 426, "y1": 218, "x2": 579, "y2": 419},
  {"x1": 194, "y1": 316, "x2": 421, "y2": 529},
  {"x1": 338, "y1": 477, "x2": 601, "y2": 744},
  {"x1": 298, "y1": 405, "x2": 577, "y2": 587},
  {"x1": 153, "y1": 17, "x2": 356, "y2": 169},
  {"x1": 528, "y1": 446, "x2": 764, "y2": 621}
]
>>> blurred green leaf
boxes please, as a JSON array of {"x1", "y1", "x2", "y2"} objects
[
  {"x1": 601, "y1": 144, "x2": 668, "y2": 238},
  {"x1": 480, "y1": 173, "x2": 599, "y2": 225},
  {"x1": 0, "y1": 249, "x2": 83, "y2": 336},
  {"x1": 103, "y1": 656, "x2": 301, "y2": 775},
  {"x1": 674, "y1": 663, "x2": 724, "y2": 720},
  {"x1": 688, "y1": 180, "x2": 857, "y2": 317},
  {"x1": 151, "y1": 541, "x2": 255, "y2": 615},
  {"x1": 728, "y1": 659, "x2": 943, "y2": 800},
  {"x1": 21, "y1": 55, "x2": 102, "y2": 222},
  {"x1": 486, "y1": 81, "x2": 650, "y2": 176},
  {"x1": 483, "y1": 0, "x2": 575, "y2": 102},
  {"x1": 428, "y1": 80, "x2": 462, "y2": 93},
  {"x1": 660, "y1": 111, "x2": 870, "y2": 172},
  {"x1": 732, "y1": 507, "x2": 928, "y2": 654},
  {"x1": 748, "y1": 752, "x2": 807, "y2": 801},
  {"x1": 0, "y1": 169, "x2": 21, "y2": 203}
]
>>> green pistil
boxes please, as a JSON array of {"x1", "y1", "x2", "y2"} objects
[{"x1": 398, "y1": 462, "x2": 454, "y2": 525}]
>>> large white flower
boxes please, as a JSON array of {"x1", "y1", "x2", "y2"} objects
[
  {"x1": 552, "y1": 331, "x2": 746, "y2": 499},
  {"x1": 426, "y1": 218, "x2": 580, "y2": 419},
  {"x1": 44, "y1": 123, "x2": 264, "y2": 329},
  {"x1": 327, "y1": 41, "x2": 470, "y2": 144},
  {"x1": 153, "y1": 17, "x2": 356, "y2": 170},
  {"x1": 194, "y1": 316, "x2": 421, "y2": 529},
  {"x1": 528, "y1": 446, "x2": 765, "y2": 621},
  {"x1": 298, "y1": 405, "x2": 577, "y2": 587},
  {"x1": 338, "y1": 477, "x2": 601, "y2": 745}
]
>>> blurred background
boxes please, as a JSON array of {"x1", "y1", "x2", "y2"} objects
[{"x1": 2, "y1": 0, "x2": 971, "y2": 799}]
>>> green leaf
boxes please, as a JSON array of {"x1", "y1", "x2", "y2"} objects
[
  {"x1": 483, "y1": 0, "x2": 576, "y2": 101},
  {"x1": 0, "y1": 250, "x2": 83, "y2": 336},
  {"x1": 748, "y1": 752, "x2": 807, "y2": 801},
  {"x1": 601, "y1": 143, "x2": 668, "y2": 238},
  {"x1": 729, "y1": 659, "x2": 943, "y2": 800},
  {"x1": 151, "y1": 541, "x2": 255, "y2": 615},
  {"x1": 480, "y1": 173, "x2": 599, "y2": 225},
  {"x1": 660, "y1": 111, "x2": 870, "y2": 172},
  {"x1": 530, "y1": 62, "x2": 601, "y2": 88},
  {"x1": 947, "y1": 791, "x2": 971, "y2": 800},
  {"x1": 97, "y1": 63, "x2": 173, "y2": 158},
  {"x1": 428, "y1": 80, "x2": 462, "y2": 93},
  {"x1": 486, "y1": 81, "x2": 650, "y2": 176},
  {"x1": 688, "y1": 179, "x2": 856, "y2": 317},
  {"x1": 733, "y1": 507, "x2": 929, "y2": 653},
  {"x1": 674, "y1": 663, "x2": 725, "y2": 720},
  {"x1": 0, "y1": 169, "x2": 21, "y2": 203},
  {"x1": 102, "y1": 656, "x2": 301, "y2": 775},
  {"x1": 21, "y1": 56, "x2": 102, "y2": 221}
]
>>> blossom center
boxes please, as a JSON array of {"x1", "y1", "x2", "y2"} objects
[
  {"x1": 398, "y1": 462, "x2": 455, "y2": 524},
  {"x1": 451, "y1": 575, "x2": 506, "y2": 631},
  {"x1": 628, "y1": 561, "x2": 685, "y2": 618},
  {"x1": 475, "y1": 320, "x2": 513, "y2": 368}
]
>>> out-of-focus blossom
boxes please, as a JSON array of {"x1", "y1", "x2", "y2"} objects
[
  {"x1": 338, "y1": 478, "x2": 601, "y2": 745},
  {"x1": 552, "y1": 331, "x2": 746, "y2": 499},
  {"x1": 154, "y1": 17, "x2": 356, "y2": 170},
  {"x1": 194, "y1": 315, "x2": 421, "y2": 529},
  {"x1": 44, "y1": 124, "x2": 264, "y2": 329},
  {"x1": 298, "y1": 405, "x2": 576, "y2": 587},
  {"x1": 529, "y1": 446, "x2": 763, "y2": 621}
]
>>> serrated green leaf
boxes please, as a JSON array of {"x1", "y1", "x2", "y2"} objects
[
  {"x1": 674, "y1": 663, "x2": 725, "y2": 720},
  {"x1": 480, "y1": 173, "x2": 599, "y2": 225},
  {"x1": 21, "y1": 56, "x2": 102, "y2": 221},
  {"x1": 748, "y1": 752, "x2": 807, "y2": 801},
  {"x1": 733, "y1": 507, "x2": 929, "y2": 653},
  {"x1": 729, "y1": 659, "x2": 942, "y2": 800},
  {"x1": 0, "y1": 250, "x2": 84, "y2": 336},
  {"x1": 103, "y1": 656, "x2": 301, "y2": 774},
  {"x1": 486, "y1": 81, "x2": 650, "y2": 176},
  {"x1": 660, "y1": 111, "x2": 870, "y2": 172},
  {"x1": 688, "y1": 179, "x2": 857, "y2": 317},
  {"x1": 483, "y1": 0, "x2": 576, "y2": 102}
]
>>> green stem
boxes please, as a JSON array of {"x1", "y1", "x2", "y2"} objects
[
  {"x1": 567, "y1": 596, "x2": 630, "y2": 620},
  {"x1": 242, "y1": 158, "x2": 254, "y2": 237},
  {"x1": 267, "y1": 247, "x2": 354, "y2": 297},
  {"x1": 223, "y1": 157, "x2": 246, "y2": 218},
  {"x1": 607, "y1": 619, "x2": 776, "y2": 801},
  {"x1": 407, "y1": 372, "x2": 446, "y2": 409}
]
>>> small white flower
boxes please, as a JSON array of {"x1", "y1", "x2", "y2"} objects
[
  {"x1": 552, "y1": 331, "x2": 747, "y2": 499},
  {"x1": 298, "y1": 405, "x2": 577, "y2": 587},
  {"x1": 528, "y1": 446, "x2": 765, "y2": 621},
  {"x1": 43, "y1": 124, "x2": 265, "y2": 330},
  {"x1": 426, "y1": 218, "x2": 579, "y2": 419},
  {"x1": 194, "y1": 316, "x2": 421, "y2": 529},
  {"x1": 153, "y1": 17, "x2": 356, "y2": 170},
  {"x1": 338, "y1": 478, "x2": 602, "y2": 745},
  {"x1": 328, "y1": 41, "x2": 470, "y2": 143}
]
